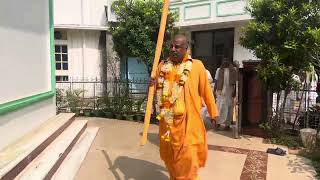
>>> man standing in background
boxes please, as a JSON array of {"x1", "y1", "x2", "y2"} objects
[{"x1": 214, "y1": 58, "x2": 237, "y2": 130}]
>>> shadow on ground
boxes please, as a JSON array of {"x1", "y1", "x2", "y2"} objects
[
  {"x1": 139, "y1": 132, "x2": 160, "y2": 147},
  {"x1": 144, "y1": 131, "x2": 238, "y2": 148},
  {"x1": 102, "y1": 150, "x2": 167, "y2": 180},
  {"x1": 210, "y1": 129, "x2": 235, "y2": 139},
  {"x1": 287, "y1": 156, "x2": 317, "y2": 179}
]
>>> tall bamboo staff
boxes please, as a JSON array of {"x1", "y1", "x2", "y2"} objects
[{"x1": 140, "y1": 0, "x2": 170, "y2": 145}]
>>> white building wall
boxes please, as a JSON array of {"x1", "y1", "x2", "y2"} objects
[
  {"x1": 233, "y1": 25, "x2": 257, "y2": 66},
  {"x1": 67, "y1": 30, "x2": 84, "y2": 79},
  {"x1": 0, "y1": 0, "x2": 51, "y2": 103},
  {"x1": 106, "y1": 33, "x2": 120, "y2": 79},
  {"x1": 54, "y1": 0, "x2": 109, "y2": 97},
  {"x1": 0, "y1": 0, "x2": 56, "y2": 150},
  {"x1": 83, "y1": 0, "x2": 109, "y2": 26},
  {"x1": 171, "y1": 0, "x2": 252, "y2": 27},
  {"x1": 54, "y1": 0, "x2": 108, "y2": 29},
  {"x1": 53, "y1": 0, "x2": 119, "y2": 82},
  {"x1": 54, "y1": 0, "x2": 82, "y2": 25},
  {"x1": 83, "y1": 31, "x2": 104, "y2": 79},
  {"x1": 55, "y1": 30, "x2": 104, "y2": 80},
  {"x1": 55, "y1": 29, "x2": 105, "y2": 97}
]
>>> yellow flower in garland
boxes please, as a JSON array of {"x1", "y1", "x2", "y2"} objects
[{"x1": 160, "y1": 125, "x2": 172, "y2": 141}]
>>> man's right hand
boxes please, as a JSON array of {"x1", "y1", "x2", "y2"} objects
[{"x1": 148, "y1": 78, "x2": 157, "y2": 87}]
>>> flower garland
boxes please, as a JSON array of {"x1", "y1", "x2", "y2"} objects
[{"x1": 156, "y1": 57, "x2": 192, "y2": 142}]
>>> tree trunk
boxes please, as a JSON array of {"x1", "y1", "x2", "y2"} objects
[
  {"x1": 267, "y1": 88, "x2": 273, "y2": 122},
  {"x1": 279, "y1": 88, "x2": 290, "y2": 128},
  {"x1": 292, "y1": 83, "x2": 307, "y2": 130},
  {"x1": 275, "y1": 91, "x2": 281, "y2": 127}
]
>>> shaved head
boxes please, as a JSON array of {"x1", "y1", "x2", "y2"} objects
[
  {"x1": 174, "y1": 34, "x2": 187, "y2": 43},
  {"x1": 169, "y1": 34, "x2": 188, "y2": 63}
]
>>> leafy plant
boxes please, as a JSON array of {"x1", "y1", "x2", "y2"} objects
[
  {"x1": 259, "y1": 122, "x2": 272, "y2": 137},
  {"x1": 109, "y1": 0, "x2": 178, "y2": 73},
  {"x1": 101, "y1": 91, "x2": 112, "y2": 111},
  {"x1": 111, "y1": 94, "x2": 126, "y2": 114},
  {"x1": 135, "y1": 96, "x2": 146, "y2": 113},
  {"x1": 65, "y1": 89, "x2": 85, "y2": 114},
  {"x1": 241, "y1": 0, "x2": 320, "y2": 70},
  {"x1": 240, "y1": 0, "x2": 320, "y2": 127},
  {"x1": 55, "y1": 88, "x2": 66, "y2": 111},
  {"x1": 121, "y1": 87, "x2": 134, "y2": 114},
  {"x1": 269, "y1": 133, "x2": 302, "y2": 148},
  {"x1": 260, "y1": 121, "x2": 303, "y2": 148}
]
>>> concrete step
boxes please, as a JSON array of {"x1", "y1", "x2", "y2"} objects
[
  {"x1": 52, "y1": 127, "x2": 99, "y2": 180},
  {"x1": 0, "y1": 113, "x2": 75, "y2": 180},
  {"x1": 15, "y1": 120, "x2": 87, "y2": 180}
]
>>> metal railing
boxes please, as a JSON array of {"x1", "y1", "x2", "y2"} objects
[{"x1": 56, "y1": 78, "x2": 149, "y2": 113}]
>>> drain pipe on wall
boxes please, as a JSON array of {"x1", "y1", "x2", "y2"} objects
[{"x1": 82, "y1": 31, "x2": 86, "y2": 98}]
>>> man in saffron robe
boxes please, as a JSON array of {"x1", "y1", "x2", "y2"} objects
[{"x1": 153, "y1": 34, "x2": 219, "y2": 180}]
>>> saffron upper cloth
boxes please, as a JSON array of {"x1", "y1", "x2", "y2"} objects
[{"x1": 155, "y1": 57, "x2": 218, "y2": 179}]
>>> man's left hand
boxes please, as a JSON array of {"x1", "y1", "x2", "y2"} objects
[{"x1": 211, "y1": 117, "x2": 218, "y2": 128}]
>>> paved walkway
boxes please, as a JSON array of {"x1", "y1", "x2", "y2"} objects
[{"x1": 75, "y1": 117, "x2": 317, "y2": 180}]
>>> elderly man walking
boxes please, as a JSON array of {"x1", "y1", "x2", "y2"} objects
[{"x1": 152, "y1": 34, "x2": 218, "y2": 180}]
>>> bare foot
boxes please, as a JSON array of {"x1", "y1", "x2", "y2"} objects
[{"x1": 215, "y1": 124, "x2": 221, "y2": 130}]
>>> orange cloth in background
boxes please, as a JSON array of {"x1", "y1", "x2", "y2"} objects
[{"x1": 156, "y1": 59, "x2": 218, "y2": 180}]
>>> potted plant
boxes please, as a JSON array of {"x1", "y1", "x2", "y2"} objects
[
  {"x1": 84, "y1": 109, "x2": 92, "y2": 116},
  {"x1": 135, "y1": 114, "x2": 144, "y2": 121},
  {"x1": 123, "y1": 95, "x2": 135, "y2": 120},
  {"x1": 134, "y1": 97, "x2": 146, "y2": 121},
  {"x1": 112, "y1": 95, "x2": 125, "y2": 120},
  {"x1": 125, "y1": 114, "x2": 135, "y2": 121},
  {"x1": 92, "y1": 97, "x2": 105, "y2": 117},
  {"x1": 83, "y1": 98, "x2": 94, "y2": 116},
  {"x1": 56, "y1": 88, "x2": 67, "y2": 113},
  {"x1": 104, "y1": 110, "x2": 114, "y2": 118}
]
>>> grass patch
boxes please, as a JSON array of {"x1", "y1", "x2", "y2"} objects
[
  {"x1": 267, "y1": 134, "x2": 302, "y2": 149},
  {"x1": 260, "y1": 122, "x2": 320, "y2": 177},
  {"x1": 299, "y1": 150, "x2": 320, "y2": 178},
  {"x1": 261, "y1": 127, "x2": 303, "y2": 149}
]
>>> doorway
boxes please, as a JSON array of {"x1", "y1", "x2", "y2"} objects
[
  {"x1": 191, "y1": 28, "x2": 234, "y2": 77},
  {"x1": 240, "y1": 61, "x2": 268, "y2": 137}
]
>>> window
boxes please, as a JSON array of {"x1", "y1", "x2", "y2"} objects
[
  {"x1": 54, "y1": 31, "x2": 67, "y2": 40},
  {"x1": 56, "y1": 76, "x2": 69, "y2": 82},
  {"x1": 55, "y1": 45, "x2": 68, "y2": 70}
]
